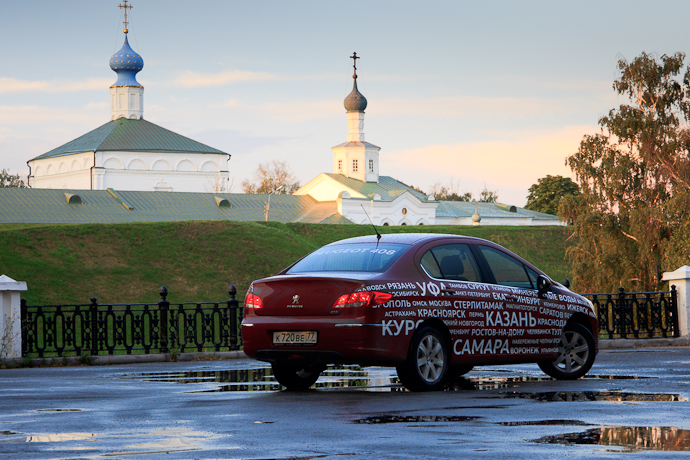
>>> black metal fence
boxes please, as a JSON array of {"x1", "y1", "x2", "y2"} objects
[
  {"x1": 21, "y1": 285, "x2": 243, "y2": 358},
  {"x1": 584, "y1": 286, "x2": 679, "y2": 339}
]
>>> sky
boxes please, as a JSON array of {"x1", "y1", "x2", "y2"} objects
[{"x1": 2, "y1": 0, "x2": 689, "y2": 206}]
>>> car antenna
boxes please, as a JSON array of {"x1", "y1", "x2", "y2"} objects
[{"x1": 360, "y1": 204, "x2": 381, "y2": 247}]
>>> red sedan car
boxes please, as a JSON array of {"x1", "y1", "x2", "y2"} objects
[{"x1": 241, "y1": 233, "x2": 598, "y2": 391}]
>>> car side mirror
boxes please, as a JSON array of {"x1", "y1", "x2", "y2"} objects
[
  {"x1": 536, "y1": 275, "x2": 551, "y2": 296},
  {"x1": 562, "y1": 278, "x2": 570, "y2": 289}
]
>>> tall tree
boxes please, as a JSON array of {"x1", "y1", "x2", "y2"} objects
[
  {"x1": 0, "y1": 169, "x2": 26, "y2": 188},
  {"x1": 561, "y1": 52, "x2": 690, "y2": 292},
  {"x1": 525, "y1": 175, "x2": 579, "y2": 215},
  {"x1": 429, "y1": 180, "x2": 498, "y2": 202},
  {"x1": 242, "y1": 160, "x2": 300, "y2": 194}
]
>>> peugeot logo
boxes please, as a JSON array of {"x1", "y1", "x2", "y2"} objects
[{"x1": 292, "y1": 295, "x2": 300, "y2": 304}]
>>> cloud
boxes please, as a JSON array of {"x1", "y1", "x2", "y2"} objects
[
  {"x1": 371, "y1": 96, "x2": 573, "y2": 119},
  {"x1": 0, "y1": 106, "x2": 102, "y2": 125},
  {"x1": 172, "y1": 70, "x2": 279, "y2": 87},
  {"x1": 0, "y1": 78, "x2": 112, "y2": 94},
  {"x1": 382, "y1": 125, "x2": 594, "y2": 206}
]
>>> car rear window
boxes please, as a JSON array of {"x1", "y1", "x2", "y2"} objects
[{"x1": 287, "y1": 243, "x2": 409, "y2": 273}]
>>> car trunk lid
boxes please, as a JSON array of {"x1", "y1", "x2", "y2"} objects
[{"x1": 250, "y1": 276, "x2": 367, "y2": 317}]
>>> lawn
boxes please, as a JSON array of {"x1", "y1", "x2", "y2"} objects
[{"x1": 0, "y1": 221, "x2": 573, "y2": 305}]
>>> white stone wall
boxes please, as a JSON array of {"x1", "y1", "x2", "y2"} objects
[
  {"x1": 28, "y1": 152, "x2": 94, "y2": 189},
  {"x1": 29, "y1": 151, "x2": 230, "y2": 193},
  {"x1": 110, "y1": 86, "x2": 144, "y2": 120},
  {"x1": 296, "y1": 174, "x2": 366, "y2": 202},
  {"x1": 332, "y1": 145, "x2": 380, "y2": 183},
  {"x1": 339, "y1": 193, "x2": 437, "y2": 226}
]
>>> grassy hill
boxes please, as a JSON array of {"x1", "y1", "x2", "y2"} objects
[{"x1": 0, "y1": 222, "x2": 573, "y2": 305}]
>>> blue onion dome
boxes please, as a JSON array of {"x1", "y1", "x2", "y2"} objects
[
  {"x1": 109, "y1": 34, "x2": 144, "y2": 87},
  {"x1": 344, "y1": 77, "x2": 367, "y2": 112}
]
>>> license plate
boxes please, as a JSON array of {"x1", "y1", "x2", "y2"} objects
[{"x1": 273, "y1": 331, "x2": 318, "y2": 346}]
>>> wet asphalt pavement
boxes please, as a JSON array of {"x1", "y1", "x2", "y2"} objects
[{"x1": 1, "y1": 348, "x2": 690, "y2": 459}]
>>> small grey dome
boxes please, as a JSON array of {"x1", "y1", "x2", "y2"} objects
[
  {"x1": 344, "y1": 78, "x2": 367, "y2": 112},
  {"x1": 472, "y1": 205, "x2": 482, "y2": 223}
]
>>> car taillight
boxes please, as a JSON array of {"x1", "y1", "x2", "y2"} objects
[
  {"x1": 244, "y1": 292, "x2": 262, "y2": 309},
  {"x1": 332, "y1": 291, "x2": 392, "y2": 309}
]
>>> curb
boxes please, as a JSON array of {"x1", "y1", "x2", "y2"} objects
[
  {"x1": 599, "y1": 337, "x2": 690, "y2": 349},
  {"x1": 3, "y1": 351, "x2": 248, "y2": 368}
]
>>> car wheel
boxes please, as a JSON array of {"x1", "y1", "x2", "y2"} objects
[
  {"x1": 396, "y1": 327, "x2": 449, "y2": 391},
  {"x1": 271, "y1": 362, "x2": 324, "y2": 390},
  {"x1": 538, "y1": 323, "x2": 596, "y2": 380}
]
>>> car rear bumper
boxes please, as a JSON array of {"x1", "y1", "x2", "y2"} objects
[{"x1": 241, "y1": 316, "x2": 406, "y2": 366}]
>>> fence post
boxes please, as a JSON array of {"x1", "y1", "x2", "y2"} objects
[
  {"x1": 618, "y1": 286, "x2": 627, "y2": 339},
  {"x1": 0, "y1": 275, "x2": 28, "y2": 359},
  {"x1": 90, "y1": 297, "x2": 98, "y2": 355},
  {"x1": 228, "y1": 284, "x2": 238, "y2": 350},
  {"x1": 159, "y1": 286, "x2": 169, "y2": 353},
  {"x1": 662, "y1": 266, "x2": 690, "y2": 337}
]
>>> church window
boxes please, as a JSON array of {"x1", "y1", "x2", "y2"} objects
[
  {"x1": 369, "y1": 159, "x2": 374, "y2": 172},
  {"x1": 338, "y1": 159, "x2": 342, "y2": 172},
  {"x1": 353, "y1": 159, "x2": 358, "y2": 172}
]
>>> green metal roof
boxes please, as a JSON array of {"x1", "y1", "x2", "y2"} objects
[
  {"x1": 324, "y1": 174, "x2": 428, "y2": 202},
  {"x1": 435, "y1": 201, "x2": 558, "y2": 220},
  {"x1": 0, "y1": 189, "x2": 351, "y2": 225},
  {"x1": 31, "y1": 118, "x2": 225, "y2": 161}
]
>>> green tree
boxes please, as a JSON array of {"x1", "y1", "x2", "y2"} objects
[
  {"x1": 429, "y1": 180, "x2": 498, "y2": 202},
  {"x1": 0, "y1": 169, "x2": 26, "y2": 188},
  {"x1": 561, "y1": 52, "x2": 690, "y2": 293},
  {"x1": 242, "y1": 160, "x2": 300, "y2": 194},
  {"x1": 525, "y1": 175, "x2": 578, "y2": 215},
  {"x1": 478, "y1": 187, "x2": 498, "y2": 203}
]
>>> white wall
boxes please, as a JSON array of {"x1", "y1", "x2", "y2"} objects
[{"x1": 29, "y1": 151, "x2": 230, "y2": 193}]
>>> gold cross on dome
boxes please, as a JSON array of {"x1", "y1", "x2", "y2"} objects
[{"x1": 119, "y1": 0, "x2": 133, "y2": 32}]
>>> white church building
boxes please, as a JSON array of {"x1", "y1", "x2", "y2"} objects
[
  {"x1": 294, "y1": 58, "x2": 560, "y2": 227},
  {"x1": 27, "y1": 24, "x2": 230, "y2": 194},
  {"x1": 19, "y1": 6, "x2": 559, "y2": 227}
]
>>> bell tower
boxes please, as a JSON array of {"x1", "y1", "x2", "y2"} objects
[
  {"x1": 332, "y1": 52, "x2": 380, "y2": 183},
  {"x1": 109, "y1": 1, "x2": 144, "y2": 120}
]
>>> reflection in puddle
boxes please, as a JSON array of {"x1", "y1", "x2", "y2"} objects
[
  {"x1": 35, "y1": 408, "x2": 83, "y2": 412},
  {"x1": 499, "y1": 420, "x2": 592, "y2": 427},
  {"x1": 121, "y1": 366, "x2": 663, "y2": 394},
  {"x1": 354, "y1": 415, "x2": 479, "y2": 424},
  {"x1": 535, "y1": 426, "x2": 690, "y2": 451},
  {"x1": 27, "y1": 432, "x2": 95, "y2": 442},
  {"x1": 496, "y1": 391, "x2": 688, "y2": 402}
]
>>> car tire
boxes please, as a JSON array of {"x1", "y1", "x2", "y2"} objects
[
  {"x1": 538, "y1": 323, "x2": 596, "y2": 380},
  {"x1": 396, "y1": 327, "x2": 449, "y2": 391},
  {"x1": 271, "y1": 362, "x2": 324, "y2": 390}
]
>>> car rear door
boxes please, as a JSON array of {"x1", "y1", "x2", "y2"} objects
[{"x1": 416, "y1": 242, "x2": 507, "y2": 361}]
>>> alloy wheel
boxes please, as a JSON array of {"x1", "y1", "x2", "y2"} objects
[{"x1": 416, "y1": 333, "x2": 445, "y2": 383}]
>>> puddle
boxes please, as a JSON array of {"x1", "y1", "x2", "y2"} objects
[
  {"x1": 121, "y1": 366, "x2": 659, "y2": 393},
  {"x1": 125, "y1": 365, "x2": 406, "y2": 393},
  {"x1": 496, "y1": 391, "x2": 688, "y2": 402},
  {"x1": 354, "y1": 415, "x2": 480, "y2": 424},
  {"x1": 534, "y1": 426, "x2": 690, "y2": 452},
  {"x1": 27, "y1": 432, "x2": 95, "y2": 443},
  {"x1": 499, "y1": 420, "x2": 592, "y2": 427}
]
